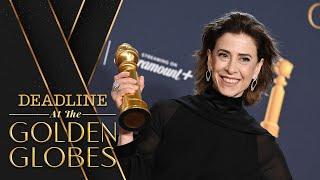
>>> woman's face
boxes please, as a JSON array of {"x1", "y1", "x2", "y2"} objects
[{"x1": 207, "y1": 32, "x2": 264, "y2": 98}]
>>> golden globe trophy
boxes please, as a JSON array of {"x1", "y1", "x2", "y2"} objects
[
  {"x1": 261, "y1": 58, "x2": 294, "y2": 137},
  {"x1": 114, "y1": 43, "x2": 151, "y2": 131}
]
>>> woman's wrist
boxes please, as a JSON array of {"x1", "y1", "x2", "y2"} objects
[{"x1": 117, "y1": 132, "x2": 134, "y2": 146}]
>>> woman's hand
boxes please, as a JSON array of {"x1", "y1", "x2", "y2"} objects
[{"x1": 111, "y1": 71, "x2": 145, "y2": 146}]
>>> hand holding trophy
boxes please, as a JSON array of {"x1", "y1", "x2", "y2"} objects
[{"x1": 111, "y1": 43, "x2": 151, "y2": 132}]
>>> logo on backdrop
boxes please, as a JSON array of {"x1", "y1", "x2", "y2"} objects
[
  {"x1": 308, "y1": 2, "x2": 320, "y2": 30},
  {"x1": 138, "y1": 52, "x2": 193, "y2": 81},
  {"x1": 103, "y1": 40, "x2": 193, "y2": 81},
  {"x1": 103, "y1": 41, "x2": 194, "y2": 81}
]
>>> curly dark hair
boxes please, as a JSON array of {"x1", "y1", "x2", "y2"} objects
[{"x1": 194, "y1": 11, "x2": 280, "y2": 105}]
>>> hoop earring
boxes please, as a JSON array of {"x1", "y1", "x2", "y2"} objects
[
  {"x1": 250, "y1": 78, "x2": 257, "y2": 91},
  {"x1": 206, "y1": 69, "x2": 212, "y2": 82}
]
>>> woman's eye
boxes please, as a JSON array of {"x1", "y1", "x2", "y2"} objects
[
  {"x1": 241, "y1": 57, "x2": 250, "y2": 62},
  {"x1": 218, "y1": 53, "x2": 228, "y2": 58}
]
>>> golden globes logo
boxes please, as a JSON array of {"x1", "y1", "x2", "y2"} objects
[
  {"x1": 308, "y1": 3, "x2": 320, "y2": 29},
  {"x1": 8, "y1": 94, "x2": 117, "y2": 168}
]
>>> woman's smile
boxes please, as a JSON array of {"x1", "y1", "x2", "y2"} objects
[{"x1": 220, "y1": 75, "x2": 241, "y2": 85}]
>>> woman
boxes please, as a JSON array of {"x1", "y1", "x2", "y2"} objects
[{"x1": 111, "y1": 11, "x2": 292, "y2": 180}]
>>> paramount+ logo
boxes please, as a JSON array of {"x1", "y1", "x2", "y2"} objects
[{"x1": 308, "y1": 2, "x2": 320, "y2": 29}]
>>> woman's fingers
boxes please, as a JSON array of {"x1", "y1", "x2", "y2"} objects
[
  {"x1": 111, "y1": 81, "x2": 138, "y2": 108},
  {"x1": 111, "y1": 72, "x2": 145, "y2": 109},
  {"x1": 117, "y1": 85, "x2": 139, "y2": 95},
  {"x1": 114, "y1": 71, "x2": 130, "y2": 80},
  {"x1": 116, "y1": 77, "x2": 137, "y2": 85},
  {"x1": 138, "y1": 76, "x2": 144, "y2": 92}
]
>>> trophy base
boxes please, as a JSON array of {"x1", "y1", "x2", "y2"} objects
[{"x1": 119, "y1": 108, "x2": 151, "y2": 131}]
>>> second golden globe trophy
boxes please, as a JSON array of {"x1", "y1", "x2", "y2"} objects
[{"x1": 114, "y1": 43, "x2": 151, "y2": 131}]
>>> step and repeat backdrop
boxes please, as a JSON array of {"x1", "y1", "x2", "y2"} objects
[{"x1": 90, "y1": 0, "x2": 320, "y2": 180}]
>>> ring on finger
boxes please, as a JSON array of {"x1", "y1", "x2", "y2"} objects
[{"x1": 112, "y1": 81, "x2": 120, "y2": 92}]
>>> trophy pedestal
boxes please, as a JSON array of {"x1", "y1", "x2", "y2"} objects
[{"x1": 119, "y1": 96, "x2": 150, "y2": 131}]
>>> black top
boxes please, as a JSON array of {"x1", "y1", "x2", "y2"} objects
[{"x1": 115, "y1": 86, "x2": 292, "y2": 180}]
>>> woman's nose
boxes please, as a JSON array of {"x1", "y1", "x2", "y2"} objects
[{"x1": 225, "y1": 59, "x2": 237, "y2": 74}]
